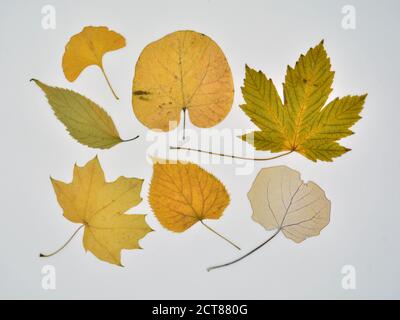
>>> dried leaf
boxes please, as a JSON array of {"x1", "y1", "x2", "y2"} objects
[
  {"x1": 149, "y1": 159, "x2": 239, "y2": 249},
  {"x1": 132, "y1": 30, "x2": 234, "y2": 132},
  {"x1": 208, "y1": 166, "x2": 330, "y2": 271},
  {"x1": 32, "y1": 79, "x2": 137, "y2": 149},
  {"x1": 240, "y1": 41, "x2": 367, "y2": 161},
  {"x1": 46, "y1": 156, "x2": 152, "y2": 266},
  {"x1": 62, "y1": 26, "x2": 125, "y2": 99},
  {"x1": 249, "y1": 166, "x2": 330, "y2": 242}
]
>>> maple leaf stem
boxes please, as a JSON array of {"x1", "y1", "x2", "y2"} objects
[
  {"x1": 39, "y1": 224, "x2": 84, "y2": 258},
  {"x1": 200, "y1": 220, "x2": 241, "y2": 250},
  {"x1": 121, "y1": 135, "x2": 140, "y2": 142},
  {"x1": 100, "y1": 65, "x2": 119, "y2": 100},
  {"x1": 170, "y1": 147, "x2": 294, "y2": 161},
  {"x1": 207, "y1": 229, "x2": 281, "y2": 272}
]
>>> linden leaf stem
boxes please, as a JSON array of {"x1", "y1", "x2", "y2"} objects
[
  {"x1": 170, "y1": 147, "x2": 294, "y2": 161},
  {"x1": 100, "y1": 65, "x2": 119, "y2": 100},
  {"x1": 207, "y1": 229, "x2": 281, "y2": 271},
  {"x1": 39, "y1": 224, "x2": 84, "y2": 258},
  {"x1": 200, "y1": 220, "x2": 241, "y2": 250}
]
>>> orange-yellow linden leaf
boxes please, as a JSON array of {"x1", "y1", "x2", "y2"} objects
[
  {"x1": 62, "y1": 26, "x2": 125, "y2": 81},
  {"x1": 149, "y1": 159, "x2": 230, "y2": 232},
  {"x1": 132, "y1": 30, "x2": 234, "y2": 132},
  {"x1": 50, "y1": 156, "x2": 152, "y2": 266}
]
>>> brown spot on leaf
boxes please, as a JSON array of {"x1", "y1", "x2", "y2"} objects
[{"x1": 133, "y1": 90, "x2": 151, "y2": 96}]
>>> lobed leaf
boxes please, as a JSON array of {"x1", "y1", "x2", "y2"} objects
[
  {"x1": 240, "y1": 41, "x2": 367, "y2": 162},
  {"x1": 50, "y1": 156, "x2": 152, "y2": 266}
]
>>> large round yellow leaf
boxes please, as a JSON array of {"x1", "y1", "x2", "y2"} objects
[{"x1": 132, "y1": 30, "x2": 234, "y2": 132}]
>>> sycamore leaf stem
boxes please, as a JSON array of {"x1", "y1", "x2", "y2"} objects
[{"x1": 170, "y1": 147, "x2": 294, "y2": 161}]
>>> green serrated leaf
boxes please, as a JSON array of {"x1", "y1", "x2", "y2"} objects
[{"x1": 32, "y1": 79, "x2": 123, "y2": 149}]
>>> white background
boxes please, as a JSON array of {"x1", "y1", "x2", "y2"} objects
[{"x1": 0, "y1": 0, "x2": 399, "y2": 299}]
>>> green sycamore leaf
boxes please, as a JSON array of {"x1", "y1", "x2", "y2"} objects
[
  {"x1": 240, "y1": 40, "x2": 367, "y2": 162},
  {"x1": 32, "y1": 79, "x2": 137, "y2": 149}
]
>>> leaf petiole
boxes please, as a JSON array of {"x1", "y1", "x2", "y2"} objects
[
  {"x1": 200, "y1": 220, "x2": 241, "y2": 250},
  {"x1": 39, "y1": 224, "x2": 84, "y2": 258},
  {"x1": 121, "y1": 135, "x2": 140, "y2": 143},
  {"x1": 100, "y1": 65, "x2": 119, "y2": 100},
  {"x1": 170, "y1": 146, "x2": 294, "y2": 161},
  {"x1": 182, "y1": 108, "x2": 187, "y2": 140},
  {"x1": 207, "y1": 228, "x2": 281, "y2": 271}
]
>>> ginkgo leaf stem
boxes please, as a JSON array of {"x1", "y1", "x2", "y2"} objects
[
  {"x1": 207, "y1": 229, "x2": 281, "y2": 271},
  {"x1": 200, "y1": 220, "x2": 241, "y2": 250},
  {"x1": 170, "y1": 147, "x2": 294, "y2": 161},
  {"x1": 100, "y1": 65, "x2": 119, "y2": 100},
  {"x1": 39, "y1": 224, "x2": 84, "y2": 258},
  {"x1": 182, "y1": 108, "x2": 187, "y2": 140},
  {"x1": 121, "y1": 135, "x2": 140, "y2": 142}
]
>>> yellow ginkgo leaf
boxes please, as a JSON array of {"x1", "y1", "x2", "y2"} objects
[
  {"x1": 132, "y1": 30, "x2": 234, "y2": 136},
  {"x1": 62, "y1": 26, "x2": 126, "y2": 99},
  {"x1": 41, "y1": 156, "x2": 153, "y2": 266},
  {"x1": 149, "y1": 159, "x2": 239, "y2": 249}
]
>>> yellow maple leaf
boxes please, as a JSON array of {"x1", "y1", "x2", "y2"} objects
[
  {"x1": 132, "y1": 30, "x2": 234, "y2": 137},
  {"x1": 41, "y1": 156, "x2": 153, "y2": 266},
  {"x1": 148, "y1": 159, "x2": 239, "y2": 249},
  {"x1": 240, "y1": 40, "x2": 367, "y2": 161},
  {"x1": 62, "y1": 26, "x2": 126, "y2": 99}
]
